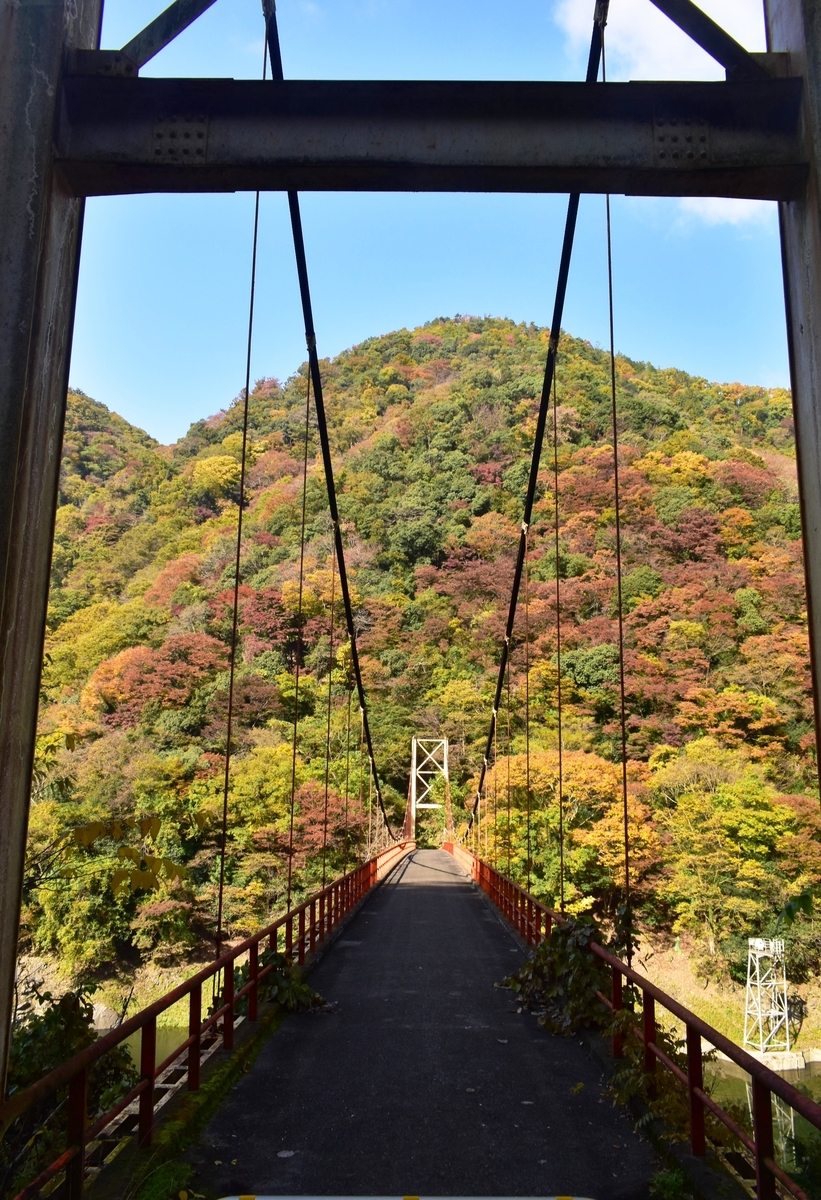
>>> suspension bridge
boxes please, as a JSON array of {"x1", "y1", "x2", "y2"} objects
[{"x1": 3, "y1": 0, "x2": 821, "y2": 1197}]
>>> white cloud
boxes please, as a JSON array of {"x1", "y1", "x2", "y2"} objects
[
  {"x1": 555, "y1": 0, "x2": 766, "y2": 81},
  {"x1": 555, "y1": 1, "x2": 770, "y2": 227},
  {"x1": 678, "y1": 196, "x2": 777, "y2": 226}
]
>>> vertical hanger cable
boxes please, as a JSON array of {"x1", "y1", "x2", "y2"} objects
[
  {"x1": 285, "y1": 375, "x2": 312, "y2": 911},
  {"x1": 552, "y1": 369, "x2": 566, "y2": 913},
  {"x1": 214, "y1": 40, "x2": 267, "y2": 962},
  {"x1": 602, "y1": 25, "x2": 632, "y2": 961},
  {"x1": 321, "y1": 539, "x2": 337, "y2": 888}
]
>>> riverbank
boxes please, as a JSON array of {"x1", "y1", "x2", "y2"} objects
[{"x1": 633, "y1": 934, "x2": 821, "y2": 1050}]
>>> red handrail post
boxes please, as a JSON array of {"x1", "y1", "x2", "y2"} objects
[
  {"x1": 249, "y1": 941, "x2": 259, "y2": 1021},
  {"x1": 188, "y1": 982, "x2": 201, "y2": 1091},
  {"x1": 286, "y1": 913, "x2": 293, "y2": 958},
  {"x1": 545, "y1": 912, "x2": 552, "y2": 940},
  {"x1": 298, "y1": 908, "x2": 306, "y2": 965},
  {"x1": 686, "y1": 1023, "x2": 706, "y2": 1156},
  {"x1": 311, "y1": 898, "x2": 317, "y2": 951},
  {"x1": 752, "y1": 1077, "x2": 777, "y2": 1200},
  {"x1": 612, "y1": 968, "x2": 623, "y2": 1059},
  {"x1": 65, "y1": 1066, "x2": 87, "y2": 1200},
  {"x1": 643, "y1": 991, "x2": 656, "y2": 1078},
  {"x1": 138, "y1": 1015, "x2": 156, "y2": 1147},
  {"x1": 223, "y1": 962, "x2": 234, "y2": 1051}
]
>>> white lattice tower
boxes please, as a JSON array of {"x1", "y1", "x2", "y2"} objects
[
  {"x1": 744, "y1": 938, "x2": 790, "y2": 1053},
  {"x1": 744, "y1": 1082, "x2": 797, "y2": 1168},
  {"x1": 407, "y1": 738, "x2": 451, "y2": 837}
]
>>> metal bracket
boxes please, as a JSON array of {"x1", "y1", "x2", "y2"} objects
[
  {"x1": 68, "y1": 49, "x2": 138, "y2": 77},
  {"x1": 654, "y1": 114, "x2": 709, "y2": 166},
  {"x1": 152, "y1": 113, "x2": 208, "y2": 163},
  {"x1": 747, "y1": 51, "x2": 795, "y2": 79}
]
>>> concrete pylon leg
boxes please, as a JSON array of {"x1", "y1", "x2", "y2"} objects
[
  {"x1": 0, "y1": 0, "x2": 102, "y2": 1090},
  {"x1": 765, "y1": 0, "x2": 821, "y2": 772}
]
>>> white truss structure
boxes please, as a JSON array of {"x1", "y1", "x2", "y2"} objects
[
  {"x1": 409, "y1": 738, "x2": 450, "y2": 836},
  {"x1": 744, "y1": 938, "x2": 790, "y2": 1053}
]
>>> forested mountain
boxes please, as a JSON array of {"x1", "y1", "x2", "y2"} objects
[{"x1": 25, "y1": 315, "x2": 820, "y2": 992}]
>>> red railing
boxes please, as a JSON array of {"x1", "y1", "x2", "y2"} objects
[
  {"x1": 1, "y1": 841, "x2": 414, "y2": 1200},
  {"x1": 444, "y1": 842, "x2": 821, "y2": 1200}
]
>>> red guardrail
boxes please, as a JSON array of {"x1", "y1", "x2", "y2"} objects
[
  {"x1": 444, "y1": 842, "x2": 821, "y2": 1200},
  {"x1": 1, "y1": 841, "x2": 415, "y2": 1200}
]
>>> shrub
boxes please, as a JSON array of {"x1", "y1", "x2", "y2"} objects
[{"x1": 2, "y1": 987, "x2": 137, "y2": 1197}]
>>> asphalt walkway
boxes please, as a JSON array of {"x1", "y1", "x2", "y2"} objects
[{"x1": 186, "y1": 849, "x2": 660, "y2": 1199}]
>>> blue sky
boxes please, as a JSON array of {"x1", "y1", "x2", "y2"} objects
[{"x1": 69, "y1": 0, "x2": 785, "y2": 444}]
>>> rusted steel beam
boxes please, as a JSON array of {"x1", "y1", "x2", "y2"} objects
[
  {"x1": 55, "y1": 76, "x2": 806, "y2": 200},
  {"x1": 766, "y1": 0, "x2": 821, "y2": 795},
  {"x1": 0, "y1": 0, "x2": 102, "y2": 1095},
  {"x1": 121, "y1": 0, "x2": 219, "y2": 68}
]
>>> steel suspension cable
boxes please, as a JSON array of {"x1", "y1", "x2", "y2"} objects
[
  {"x1": 262, "y1": 1, "x2": 395, "y2": 841},
  {"x1": 492, "y1": 718, "x2": 498, "y2": 868},
  {"x1": 215, "y1": 44, "x2": 267, "y2": 960},
  {"x1": 468, "y1": 2, "x2": 608, "y2": 830},
  {"x1": 506, "y1": 663, "x2": 512, "y2": 877},
  {"x1": 524, "y1": 533, "x2": 532, "y2": 891},
  {"x1": 552, "y1": 369, "x2": 566, "y2": 913},
  {"x1": 286, "y1": 374, "x2": 312, "y2": 910},
  {"x1": 358, "y1": 707, "x2": 365, "y2": 862},
  {"x1": 321, "y1": 540, "x2": 337, "y2": 888},
  {"x1": 343, "y1": 682, "x2": 352, "y2": 875},
  {"x1": 602, "y1": 27, "x2": 632, "y2": 960}
]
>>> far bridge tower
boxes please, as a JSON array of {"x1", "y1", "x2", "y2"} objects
[{"x1": 404, "y1": 738, "x2": 451, "y2": 839}]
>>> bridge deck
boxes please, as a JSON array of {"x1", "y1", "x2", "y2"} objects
[{"x1": 186, "y1": 849, "x2": 660, "y2": 1199}]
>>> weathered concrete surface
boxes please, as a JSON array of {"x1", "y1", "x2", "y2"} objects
[{"x1": 186, "y1": 850, "x2": 660, "y2": 1199}]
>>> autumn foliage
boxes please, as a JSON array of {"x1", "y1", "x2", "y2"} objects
[{"x1": 25, "y1": 317, "x2": 819, "y2": 986}]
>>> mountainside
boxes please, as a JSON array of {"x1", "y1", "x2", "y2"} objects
[{"x1": 25, "y1": 315, "x2": 821, "y2": 1003}]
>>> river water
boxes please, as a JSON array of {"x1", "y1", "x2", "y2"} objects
[{"x1": 708, "y1": 1058, "x2": 821, "y2": 1178}]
